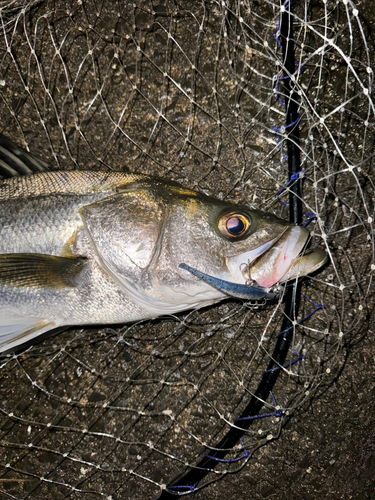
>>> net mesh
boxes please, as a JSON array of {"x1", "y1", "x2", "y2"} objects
[{"x1": 0, "y1": 0, "x2": 374, "y2": 498}]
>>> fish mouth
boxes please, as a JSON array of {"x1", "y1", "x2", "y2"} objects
[{"x1": 227, "y1": 226, "x2": 328, "y2": 289}]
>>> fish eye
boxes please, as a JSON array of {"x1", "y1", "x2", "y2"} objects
[{"x1": 218, "y1": 213, "x2": 250, "y2": 238}]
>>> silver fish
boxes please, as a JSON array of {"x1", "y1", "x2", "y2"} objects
[{"x1": 0, "y1": 135, "x2": 327, "y2": 353}]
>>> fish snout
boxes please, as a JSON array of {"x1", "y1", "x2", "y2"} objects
[{"x1": 249, "y1": 226, "x2": 326, "y2": 288}]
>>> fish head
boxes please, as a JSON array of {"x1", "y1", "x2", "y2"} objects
[{"x1": 79, "y1": 178, "x2": 327, "y2": 314}]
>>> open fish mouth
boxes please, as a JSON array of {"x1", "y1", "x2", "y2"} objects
[
  {"x1": 227, "y1": 226, "x2": 328, "y2": 289},
  {"x1": 180, "y1": 226, "x2": 327, "y2": 301}
]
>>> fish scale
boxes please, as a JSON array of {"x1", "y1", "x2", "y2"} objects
[
  {"x1": 0, "y1": 170, "x2": 145, "y2": 199},
  {"x1": 1, "y1": 193, "x2": 109, "y2": 256}
]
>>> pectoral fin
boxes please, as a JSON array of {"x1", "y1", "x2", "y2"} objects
[{"x1": 0, "y1": 254, "x2": 88, "y2": 289}]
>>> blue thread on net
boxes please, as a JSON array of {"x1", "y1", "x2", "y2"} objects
[
  {"x1": 273, "y1": 8, "x2": 305, "y2": 162},
  {"x1": 274, "y1": 67, "x2": 305, "y2": 109},
  {"x1": 285, "y1": 114, "x2": 301, "y2": 129},
  {"x1": 276, "y1": 169, "x2": 316, "y2": 224},
  {"x1": 274, "y1": 14, "x2": 282, "y2": 48},
  {"x1": 234, "y1": 392, "x2": 284, "y2": 423},
  {"x1": 274, "y1": 1, "x2": 292, "y2": 48},
  {"x1": 299, "y1": 293, "x2": 325, "y2": 322},
  {"x1": 272, "y1": 114, "x2": 301, "y2": 160},
  {"x1": 302, "y1": 212, "x2": 316, "y2": 227},
  {"x1": 277, "y1": 293, "x2": 325, "y2": 337},
  {"x1": 204, "y1": 439, "x2": 251, "y2": 464},
  {"x1": 168, "y1": 483, "x2": 198, "y2": 493},
  {"x1": 263, "y1": 347, "x2": 305, "y2": 374},
  {"x1": 277, "y1": 169, "x2": 303, "y2": 207}
]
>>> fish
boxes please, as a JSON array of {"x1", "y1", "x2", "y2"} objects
[{"x1": 0, "y1": 134, "x2": 327, "y2": 354}]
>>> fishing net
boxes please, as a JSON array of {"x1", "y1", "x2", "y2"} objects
[{"x1": 0, "y1": 0, "x2": 374, "y2": 498}]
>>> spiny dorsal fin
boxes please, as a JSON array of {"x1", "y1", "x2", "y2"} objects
[
  {"x1": 0, "y1": 133, "x2": 49, "y2": 178},
  {"x1": 0, "y1": 254, "x2": 88, "y2": 289}
]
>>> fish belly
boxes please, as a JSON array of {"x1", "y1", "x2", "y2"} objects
[{"x1": 0, "y1": 260, "x2": 150, "y2": 353}]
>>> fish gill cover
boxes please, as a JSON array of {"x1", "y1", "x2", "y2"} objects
[{"x1": 0, "y1": 1, "x2": 374, "y2": 499}]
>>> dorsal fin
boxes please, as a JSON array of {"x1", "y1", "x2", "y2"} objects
[{"x1": 0, "y1": 133, "x2": 50, "y2": 178}]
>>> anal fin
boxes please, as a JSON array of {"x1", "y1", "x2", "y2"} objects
[{"x1": 0, "y1": 317, "x2": 59, "y2": 355}]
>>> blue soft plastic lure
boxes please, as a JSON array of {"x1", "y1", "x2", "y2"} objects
[{"x1": 179, "y1": 263, "x2": 279, "y2": 300}]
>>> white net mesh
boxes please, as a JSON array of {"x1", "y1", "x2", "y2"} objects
[{"x1": 0, "y1": 0, "x2": 374, "y2": 498}]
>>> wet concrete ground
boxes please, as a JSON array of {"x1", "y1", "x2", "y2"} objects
[{"x1": 193, "y1": 328, "x2": 375, "y2": 500}]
